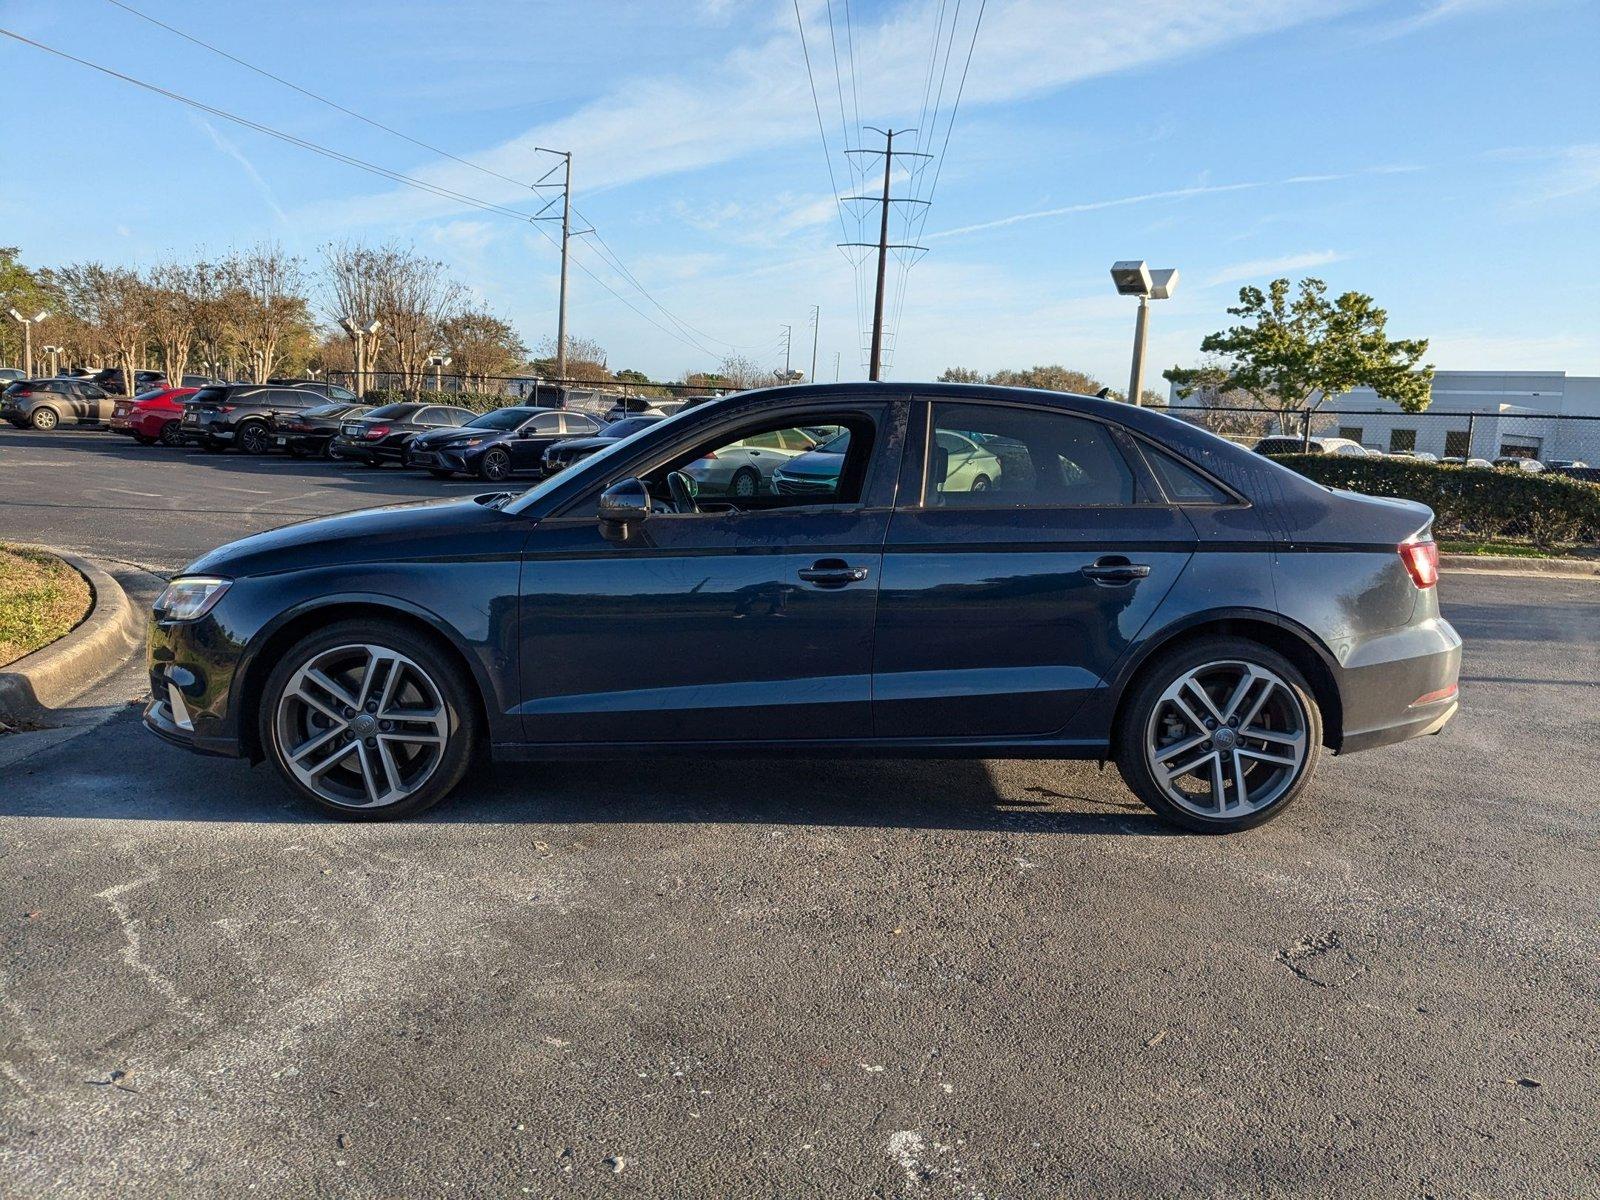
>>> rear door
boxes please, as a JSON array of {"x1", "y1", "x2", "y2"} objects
[{"x1": 872, "y1": 398, "x2": 1197, "y2": 740}]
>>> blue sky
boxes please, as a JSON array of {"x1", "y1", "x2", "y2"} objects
[{"x1": 2, "y1": 0, "x2": 1597, "y2": 384}]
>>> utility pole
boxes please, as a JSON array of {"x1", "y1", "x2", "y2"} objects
[
  {"x1": 841, "y1": 128, "x2": 930, "y2": 381},
  {"x1": 833, "y1": 351, "x2": 841, "y2": 383},
  {"x1": 809, "y1": 305, "x2": 820, "y2": 384},
  {"x1": 780, "y1": 324, "x2": 793, "y2": 382},
  {"x1": 534, "y1": 149, "x2": 591, "y2": 385}
]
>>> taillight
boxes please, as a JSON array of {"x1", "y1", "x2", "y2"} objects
[
  {"x1": 13, "y1": 389, "x2": 32, "y2": 398},
  {"x1": 217, "y1": 404, "x2": 236, "y2": 413},
  {"x1": 1399, "y1": 539, "x2": 1439, "y2": 589},
  {"x1": 697, "y1": 450, "x2": 718, "y2": 461},
  {"x1": 365, "y1": 425, "x2": 390, "y2": 440}
]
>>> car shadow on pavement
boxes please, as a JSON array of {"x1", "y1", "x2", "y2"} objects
[{"x1": 0, "y1": 708, "x2": 1177, "y2": 836}]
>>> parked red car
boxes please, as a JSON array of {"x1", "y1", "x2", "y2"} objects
[{"x1": 109, "y1": 387, "x2": 197, "y2": 446}]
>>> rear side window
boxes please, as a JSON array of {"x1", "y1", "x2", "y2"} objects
[
  {"x1": 527, "y1": 413, "x2": 563, "y2": 434},
  {"x1": 1141, "y1": 445, "x2": 1234, "y2": 504},
  {"x1": 927, "y1": 403, "x2": 1136, "y2": 507}
]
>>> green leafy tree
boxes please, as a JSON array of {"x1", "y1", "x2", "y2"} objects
[
  {"x1": 937, "y1": 364, "x2": 1108, "y2": 394},
  {"x1": 1166, "y1": 278, "x2": 1433, "y2": 423}
]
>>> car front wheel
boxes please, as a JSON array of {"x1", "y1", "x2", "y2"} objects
[
  {"x1": 259, "y1": 619, "x2": 479, "y2": 820},
  {"x1": 478, "y1": 447, "x2": 512, "y2": 481},
  {"x1": 1115, "y1": 637, "x2": 1321, "y2": 833}
]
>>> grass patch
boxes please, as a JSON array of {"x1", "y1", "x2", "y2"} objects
[
  {"x1": 0, "y1": 546, "x2": 91, "y2": 668},
  {"x1": 1437, "y1": 538, "x2": 1598, "y2": 560}
]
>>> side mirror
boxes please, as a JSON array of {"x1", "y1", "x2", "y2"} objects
[{"x1": 598, "y1": 478, "x2": 651, "y2": 542}]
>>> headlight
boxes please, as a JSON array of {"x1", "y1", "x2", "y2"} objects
[
  {"x1": 462, "y1": 438, "x2": 484, "y2": 447},
  {"x1": 153, "y1": 576, "x2": 232, "y2": 621}
]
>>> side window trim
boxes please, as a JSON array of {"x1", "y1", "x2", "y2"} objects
[{"x1": 908, "y1": 395, "x2": 1154, "y2": 510}]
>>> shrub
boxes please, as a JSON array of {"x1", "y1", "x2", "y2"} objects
[{"x1": 1273, "y1": 454, "x2": 1600, "y2": 546}]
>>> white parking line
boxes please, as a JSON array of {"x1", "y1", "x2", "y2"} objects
[{"x1": 102, "y1": 487, "x2": 162, "y2": 499}]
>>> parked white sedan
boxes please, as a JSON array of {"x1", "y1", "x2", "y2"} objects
[{"x1": 682, "y1": 426, "x2": 825, "y2": 497}]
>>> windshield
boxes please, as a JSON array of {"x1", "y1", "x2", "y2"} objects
[
  {"x1": 363, "y1": 403, "x2": 418, "y2": 420},
  {"x1": 603, "y1": 416, "x2": 659, "y2": 438},
  {"x1": 466, "y1": 408, "x2": 534, "y2": 430}
]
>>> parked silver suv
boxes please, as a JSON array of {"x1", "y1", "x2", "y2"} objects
[{"x1": 0, "y1": 377, "x2": 115, "y2": 430}]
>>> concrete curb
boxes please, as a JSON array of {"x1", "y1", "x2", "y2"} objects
[
  {"x1": 1442, "y1": 553, "x2": 1600, "y2": 580},
  {"x1": 0, "y1": 548, "x2": 143, "y2": 727}
]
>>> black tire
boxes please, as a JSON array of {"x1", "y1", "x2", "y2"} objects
[
  {"x1": 1114, "y1": 636, "x2": 1322, "y2": 833},
  {"x1": 428, "y1": 468, "x2": 455, "y2": 479},
  {"x1": 158, "y1": 421, "x2": 185, "y2": 448},
  {"x1": 238, "y1": 421, "x2": 272, "y2": 455},
  {"x1": 731, "y1": 467, "x2": 760, "y2": 497},
  {"x1": 30, "y1": 406, "x2": 60, "y2": 431},
  {"x1": 322, "y1": 439, "x2": 341, "y2": 460},
  {"x1": 970, "y1": 474, "x2": 991, "y2": 492},
  {"x1": 257, "y1": 618, "x2": 480, "y2": 821},
  {"x1": 478, "y1": 447, "x2": 512, "y2": 482}
]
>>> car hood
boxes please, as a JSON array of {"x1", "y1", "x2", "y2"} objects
[
  {"x1": 185, "y1": 495, "x2": 516, "y2": 578},
  {"x1": 775, "y1": 448, "x2": 844, "y2": 479},
  {"x1": 549, "y1": 434, "x2": 618, "y2": 454},
  {"x1": 412, "y1": 426, "x2": 500, "y2": 449}
]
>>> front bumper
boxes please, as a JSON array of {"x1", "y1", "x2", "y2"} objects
[{"x1": 145, "y1": 611, "x2": 248, "y2": 758}]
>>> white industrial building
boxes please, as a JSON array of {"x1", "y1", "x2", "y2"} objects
[{"x1": 1169, "y1": 370, "x2": 1600, "y2": 463}]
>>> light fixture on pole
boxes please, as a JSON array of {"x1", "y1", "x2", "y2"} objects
[
  {"x1": 426, "y1": 354, "x2": 452, "y2": 390},
  {"x1": 1110, "y1": 261, "x2": 1178, "y2": 406},
  {"x1": 41, "y1": 343, "x2": 63, "y2": 376},
  {"x1": 7, "y1": 308, "x2": 49, "y2": 378},
  {"x1": 340, "y1": 315, "x2": 382, "y2": 396}
]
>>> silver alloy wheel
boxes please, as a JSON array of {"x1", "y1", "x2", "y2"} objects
[
  {"x1": 732, "y1": 468, "x2": 758, "y2": 497},
  {"x1": 481, "y1": 449, "x2": 510, "y2": 481},
  {"x1": 274, "y1": 643, "x2": 451, "y2": 809},
  {"x1": 1144, "y1": 659, "x2": 1308, "y2": 820}
]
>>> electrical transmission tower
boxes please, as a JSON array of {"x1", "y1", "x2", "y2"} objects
[
  {"x1": 840, "y1": 127, "x2": 930, "y2": 381},
  {"x1": 532, "y1": 148, "x2": 592, "y2": 382}
]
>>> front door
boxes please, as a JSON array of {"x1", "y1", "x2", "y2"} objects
[
  {"x1": 512, "y1": 411, "x2": 566, "y2": 473},
  {"x1": 515, "y1": 401, "x2": 903, "y2": 745},
  {"x1": 872, "y1": 398, "x2": 1196, "y2": 740}
]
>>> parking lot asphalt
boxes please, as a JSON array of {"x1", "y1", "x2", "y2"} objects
[{"x1": 2, "y1": 425, "x2": 1599, "y2": 1197}]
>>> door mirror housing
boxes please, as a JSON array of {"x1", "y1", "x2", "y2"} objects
[{"x1": 598, "y1": 478, "x2": 651, "y2": 541}]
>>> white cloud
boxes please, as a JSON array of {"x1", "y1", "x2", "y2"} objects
[
  {"x1": 1204, "y1": 250, "x2": 1344, "y2": 286},
  {"x1": 195, "y1": 118, "x2": 289, "y2": 226},
  {"x1": 928, "y1": 166, "x2": 1420, "y2": 240},
  {"x1": 303, "y1": 0, "x2": 1366, "y2": 231}
]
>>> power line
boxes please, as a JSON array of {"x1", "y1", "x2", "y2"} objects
[
  {"x1": 0, "y1": 28, "x2": 730, "y2": 361},
  {"x1": 99, "y1": 0, "x2": 744, "y2": 359}
]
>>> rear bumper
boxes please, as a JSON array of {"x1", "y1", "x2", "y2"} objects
[{"x1": 1335, "y1": 616, "x2": 1462, "y2": 754}]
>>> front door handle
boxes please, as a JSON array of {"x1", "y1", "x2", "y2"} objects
[
  {"x1": 798, "y1": 558, "x2": 870, "y2": 588},
  {"x1": 1081, "y1": 556, "x2": 1151, "y2": 585}
]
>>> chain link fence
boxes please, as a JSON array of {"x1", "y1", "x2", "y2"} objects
[{"x1": 1164, "y1": 404, "x2": 1600, "y2": 481}]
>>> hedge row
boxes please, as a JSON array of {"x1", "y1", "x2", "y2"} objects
[{"x1": 1272, "y1": 454, "x2": 1600, "y2": 546}]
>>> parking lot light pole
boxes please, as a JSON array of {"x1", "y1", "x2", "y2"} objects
[
  {"x1": 427, "y1": 354, "x2": 451, "y2": 391},
  {"x1": 1109, "y1": 263, "x2": 1178, "y2": 406},
  {"x1": 340, "y1": 316, "x2": 382, "y2": 397},
  {"x1": 41, "y1": 343, "x2": 62, "y2": 376},
  {"x1": 7, "y1": 308, "x2": 48, "y2": 378}
]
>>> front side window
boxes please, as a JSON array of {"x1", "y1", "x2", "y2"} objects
[
  {"x1": 526, "y1": 413, "x2": 563, "y2": 434},
  {"x1": 926, "y1": 403, "x2": 1136, "y2": 507}
]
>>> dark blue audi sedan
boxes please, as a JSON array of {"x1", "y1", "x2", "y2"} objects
[{"x1": 144, "y1": 383, "x2": 1460, "y2": 830}]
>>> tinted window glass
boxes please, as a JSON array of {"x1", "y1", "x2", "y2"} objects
[
  {"x1": 191, "y1": 386, "x2": 229, "y2": 404},
  {"x1": 270, "y1": 389, "x2": 313, "y2": 406},
  {"x1": 1142, "y1": 445, "x2": 1232, "y2": 504},
  {"x1": 928, "y1": 403, "x2": 1135, "y2": 507},
  {"x1": 527, "y1": 413, "x2": 563, "y2": 433},
  {"x1": 365, "y1": 403, "x2": 418, "y2": 420},
  {"x1": 467, "y1": 408, "x2": 532, "y2": 430},
  {"x1": 329, "y1": 386, "x2": 357, "y2": 401},
  {"x1": 604, "y1": 417, "x2": 658, "y2": 438},
  {"x1": 562, "y1": 413, "x2": 600, "y2": 433}
]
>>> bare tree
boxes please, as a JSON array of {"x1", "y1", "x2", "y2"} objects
[
  {"x1": 232, "y1": 243, "x2": 310, "y2": 383},
  {"x1": 376, "y1": 251, "x2": 463, "y2": 395},
  {"x1": 51, "y1": 264, "x2": 149, "y2": 392},
  {"x1": 146, "y1": 261, "x2": 200, "y2": 385},
  {"x1": 189, "y1": 258, "x2": 243, "y2": 380}
]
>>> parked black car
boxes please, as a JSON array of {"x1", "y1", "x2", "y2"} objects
[
  {"x1": 406, "y1": 407, "x2": 607, "y2": 481},
  {"x1": 87, "y1": 367, "x2": 166, "y2": 396},
  {"x1": 327, "y1": 402, "x2": 476, "y2": 467},
  {"x1": 270, "y1": 402, "x2": 372, "y2": 458},
  {"x1": 541, "y1": 414, "x2": 664, "y2": 475},
  {"x1": 1, "y1": 377, "x2": 115, "y2": 429},
  {"x1": 145, "y1": 382, "x2": 1461, "y2": 828},
  {"x1": 179, "y1": 383, "x2": 343, "y2": 453}
]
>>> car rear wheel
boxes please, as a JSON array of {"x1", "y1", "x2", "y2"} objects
[
  {"x1": 30, "y1": 407, "x2": 59, "y2": 431},
  {"x1": 731, "y1": 467, "x2": 760, "y2": 497},
  {"x1": 238, "y1": 421, "x2": 271, "y2": 454},
  {"x1": 159, "y1": 421, "x2": 185, "y2": 448},
  {"x1": 1115, "y1": 637, "x2": 1321, "y2": 833},
  {"x1": 259, "y1": 620, "x2": 479, "y2": 820},
  {"x1": 478, "y1": 448, "x2": 512, "y2": 481}
]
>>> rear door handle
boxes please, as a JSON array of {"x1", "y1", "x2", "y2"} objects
[
  {"x1": 1081, "y1": 556, "x2": 1151, "y2": 585},
  {"x1": 798, "y1": 559, "x2": 870, "y2": 587}
]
